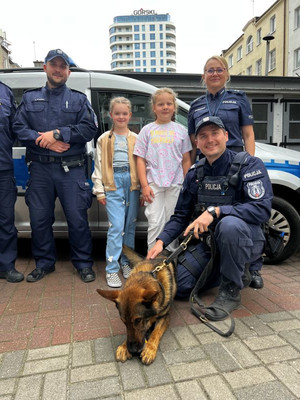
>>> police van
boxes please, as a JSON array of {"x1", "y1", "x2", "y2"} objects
[{"x1": 0, "y1": 68, "x2": 299, "y2": 264}]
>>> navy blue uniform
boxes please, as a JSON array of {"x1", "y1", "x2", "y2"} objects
[
  {"x1": 158, "y1": 149, "x2": 273, "y2": 298},
  {"x1": 188, "y1": 89, "x2": 254, "y2": 149},
  {"x1": 0, "y1": 82, "x2": 18, "y2": 272},
  {"x1": 13, "y1": 84, "x2": 97, "y2": 271}
]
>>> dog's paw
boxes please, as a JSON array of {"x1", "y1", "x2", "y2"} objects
[
  {"x1": 116, "y1": 344, "x2": 132, "y2": 362},
  {"x1": 140, "y1": 342, "x2": 157, "y2": 365}
]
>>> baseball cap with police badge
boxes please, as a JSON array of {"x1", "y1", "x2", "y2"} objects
[
  {"x1": 45, "y1": 49, "x2": 70, "y2": 66},
  {"x1": 195, "y1": 116, "x2": 226, "y2": 136}
]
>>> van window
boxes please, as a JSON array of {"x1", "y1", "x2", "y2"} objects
[{"x1": 91, "y1": 90, "x2": 189, "y2": 141}]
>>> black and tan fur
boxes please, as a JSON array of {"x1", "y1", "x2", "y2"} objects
[{"x1": 97, "y1": 246, "x2": 176, "y2": 365}]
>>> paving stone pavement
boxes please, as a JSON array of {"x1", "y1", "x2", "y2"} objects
[{"x1": 0, "y1": 240, "x2": 299, "y2": 399}]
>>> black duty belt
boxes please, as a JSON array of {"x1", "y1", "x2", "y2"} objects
[{"x1": 26, "y1": 153, "x2": 86, "y2": 172}]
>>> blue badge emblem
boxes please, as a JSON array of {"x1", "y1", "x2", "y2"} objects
[{"x1": 247, "y1": 180, "x2": 265, "y2": 199}]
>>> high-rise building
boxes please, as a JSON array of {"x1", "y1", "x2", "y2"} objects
[{"x1": 109, "y1": 10, "x2": 176, "y2": 72}]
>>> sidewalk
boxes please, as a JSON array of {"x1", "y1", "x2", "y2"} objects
[{"x1": 0, "y1": 240, "x2": 299, "y2": 399}]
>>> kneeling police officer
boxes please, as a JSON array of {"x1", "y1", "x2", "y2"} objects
[
  {"x1": 13, "y1": 49, "x2": 98, "y2": 283},
  {"x1": 148, "y1": 116, "x2": 273, "y2": 320}
]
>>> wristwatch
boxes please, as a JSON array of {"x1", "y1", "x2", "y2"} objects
[
  {"x1": 207, "y1": 206, "x2": 217, "y2": 220},
  {"x1": 53, "y1": 129, "x2": 61, "y2": 140}
]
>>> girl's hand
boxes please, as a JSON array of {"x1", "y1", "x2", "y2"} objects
[
  {"x1": 98, "y1": 198, "x2": 106, "y2": 206},
  {"x1": 142, "y1": 185, "x2": 155, "y2": 204}
]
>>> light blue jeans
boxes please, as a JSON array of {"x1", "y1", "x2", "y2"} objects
[{"x1": 105, "y1": 168, "x2": 140, "y2": 273}]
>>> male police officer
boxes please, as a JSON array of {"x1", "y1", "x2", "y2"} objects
[
  {"x1": 148, "y1": 116, "x2": 273, "y2": 320},
  {"x1": 13, "y1": 49, "x2": 98, "y2": 283},
  {"x1": 0, "y1": 81, "x2": 24, "y2": 282}
]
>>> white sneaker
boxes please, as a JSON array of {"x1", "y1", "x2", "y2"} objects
[
  {"x1": 106, "y1": 273, "x2": 122, "y2": 288},
  {"x1": 121, "y1": 263, "x2": 132, "y2": 279}
]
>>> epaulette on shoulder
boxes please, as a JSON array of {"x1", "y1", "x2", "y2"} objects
[
  {"x1": 24, "y1": 87, "x2": 43, "y2": 93},
  {"x1": 0, "y1": 81, "x2": 13, "y2": 92},
  {"x1": 70, "y1": 88, "x2": 86, "y2": 96},
  {"x1": 227, "y1": 89, "x2": 245, "y2": 96},
  {"x1": 190, "y1": 95, "x2": 205, "y2": 106}
]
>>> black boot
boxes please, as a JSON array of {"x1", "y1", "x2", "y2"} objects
[{"x1": 205, "y1": 277, "x2": 241, "y2": 321}]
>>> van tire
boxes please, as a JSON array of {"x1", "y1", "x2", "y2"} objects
[{"x1": 264, "y1": 196, "x2": 300, "y2": 264}]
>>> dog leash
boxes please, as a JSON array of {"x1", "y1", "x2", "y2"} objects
[
  {"x1": 151, "y1": 232, "x2": 194, "y2": 274},
  {"x1": 152, "y1": 231, "x2": 235, "y2": 337}
]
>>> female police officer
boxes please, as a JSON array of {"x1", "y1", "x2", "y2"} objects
[{"x1": 147, "y1": 116, "x2": 273, "y2": 321}]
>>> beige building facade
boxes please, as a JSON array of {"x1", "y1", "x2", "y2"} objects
[{"x1": 222, "y1": 0, "x2": 299, "y2": 77}]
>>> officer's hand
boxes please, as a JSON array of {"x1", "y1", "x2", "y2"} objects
[
  {"x1": 147, "y1": 240, "x2": 163, "y2": 259},
  {"x1": 184, "y1": 211, "x2": 213, "y2": 239},
  {"x1": 48, "y1": 142, "x2": 70, "y2": 153},
  {"x1": 36, "y1": 131, "x2": 56, "y2": 148},
  {"x1": 142, "y1": 185, "x2": 155, "y2": 204},
  {"x1": 98, "y1": 198, "x2": 106, "y2": 206}
]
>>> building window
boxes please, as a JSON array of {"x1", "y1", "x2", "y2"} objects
[
  {"x1": 160, "y1": 59, "x2": 164, "y2": 65},
  {"x1": 295, "y1": 48, "x2": 300, "y2": 69},
  {"x1": 257, "y1": 28, "x2": 262, "y2": 46},
  {"x1": 135, "y1": 60, "x2": 141, "y2": 66},
  {"x1": 160, "y1": 24, "x2": 163, "y2": 31},
  {"x1": 160, "y1": 68, "x2": 164, "y2": 72},
  {"x1": 228, "y1": 54, "x2": 233, "y2": 68},
  {"x1": 246, "y1": 65, "x2": 252, "y2": 75},
  {"x1": 150, "y1": 33, "x2": 155, "y2": 40},
  {"x1": 246, "y1": 36, "x2": 253, "y2": 54},
  {"x1": 151, "y1": 68, "x2": 156, "y2": 72},
  {"x1": 142, "y1": 25, "x2": 145, "y2": 32},
  {"x1": 288, "y1": 104, "x2": 300, "y2": 139},
  {"x1": 135, "y1": 43, "x2": 140, "y2": 50},
  {"x1": 150, "y1": 25, "x2": 155, "y2": 31},
  {"x1": 237, "y1": 46, "x2": 243, "y2": 61},
  {"x1": 256, "y1": 58, "x2": 262, "y2": 75},
  {"x1": 151, "y1": 60, "x2": 156, "y2": 66},
  {"x1": 143, "y1": 51, "x2": 146, "y2": 57},
  {"x1": 134, "y1": 34, "x2": 140, "y2": 40},
  {"x1": 160, "y1": 42, "x2": 163, "y2": 48},
  {"x1": 296, "y1": 7, "x2": 300, "y2": 29},
  {"x1": 160, "y1": 33, "x2": 163, "y2": 40},
  {"x1": 134, "y1": 25, "x2": 139, "y2": 32},
  {"x1": 252, "y1": 103, "x2": 271, "y2": 141},
  {"x1": 160, "y1": 50, "x2": 164, "y2": 57},
  {"x1": 136, "y1": 68, "x2": 141, "y2": 72},
  {"x1": 142, "y1": 34, "x2": 146, "y2": 41},
  {"x1": 135, "y1": 52, "x2": 140, "y2": 58},
  {"x1": 270, "y1": 15, "x2": 276, "y2": 33},
  {"x1": 142, "y1": 43, "x2": 146, "y2": 50},
  {"x1": 269, "y1": 49, "x2": 276, "y2": 71},
  {"x1": 143, "y1": 60, "x2": 146, "y2": 66},
  {"x1": 150, "y1": 42, "x2": 156, "y2": 49}
]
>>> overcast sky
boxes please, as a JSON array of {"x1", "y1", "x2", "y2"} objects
[{"x1": 1, "y1": 0, "x2": 276, "y2": 73}]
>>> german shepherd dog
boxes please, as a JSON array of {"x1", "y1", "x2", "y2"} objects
[{"x1": 97, "y1": 246, "x2": 176, "y2": 365}]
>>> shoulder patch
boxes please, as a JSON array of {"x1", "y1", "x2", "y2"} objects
[
  {"x1": 247, "y1": 180, "x2": 265, "y2": 199},
  {"x1": 70, "y1": 88, "x2": 87, "y2": 97}
]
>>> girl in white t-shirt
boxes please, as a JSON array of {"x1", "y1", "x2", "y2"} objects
[{"x1": 134, "y1": 87, "x2": 192, "y2": 251}]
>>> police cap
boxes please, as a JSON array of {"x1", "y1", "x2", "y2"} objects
[
  {"x1": 45, "y1": 49, "x2": 70, "y2": 65},
  {"x1": 195, "y1": 116, "x2": 226, "y2": 135}
]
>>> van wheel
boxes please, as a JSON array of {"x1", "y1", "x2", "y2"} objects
[{"x1": 264, "y1": 196, "x2": 300, "y2": 264}]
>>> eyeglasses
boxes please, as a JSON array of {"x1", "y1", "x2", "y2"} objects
[{"x1": 205, "y1": 68, "x2": 227, "y2": 75}]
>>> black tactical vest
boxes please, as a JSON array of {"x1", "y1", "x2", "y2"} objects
[{"x1": 195, "y1": 152, "x2": 249, "y2": 217}]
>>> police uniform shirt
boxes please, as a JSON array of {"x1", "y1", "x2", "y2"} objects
[
  {"x1": 158, "y1": 149, "x2": 273, "y2": 247},
  {"x1": 13, "y1": 83, "x2": 98, "y2": 157},
  {"x1": 188, "y1": 89, "x2": 254, "y2": 148},
  {"x1": 0, "y1": 82, "x2": 16, "y2": 171}
]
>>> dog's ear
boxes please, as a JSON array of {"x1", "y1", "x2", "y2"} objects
[
  {"x1": 142, "y1": 289, "x2": 159, "y2": 304},
  {"x1": 122, "y1": 245, "x2": 144, "y2": 265},
  {"x1": 96, "y1": 289, "x2": 120, "y2": 304}
]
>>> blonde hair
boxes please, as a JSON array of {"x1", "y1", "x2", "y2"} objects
[
  {"x1": 151, "y1": 87, "x2": 178, "y2": 119},
  {"x1": 109, "y1": 97, "x2": 132, "y2": 137},
  {"x1": 202, "y1": 55, "x2": 230, "y2": 86}
]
